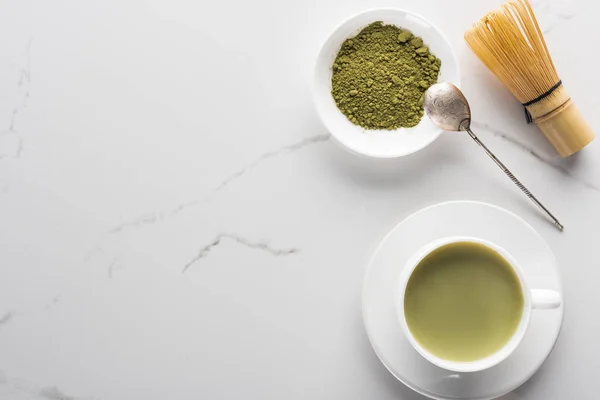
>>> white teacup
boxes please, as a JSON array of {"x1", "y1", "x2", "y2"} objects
[{"x1": 396, "y1": 236, "x2": 562, "y2": 373}]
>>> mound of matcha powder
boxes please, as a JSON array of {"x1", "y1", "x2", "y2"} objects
[{"x1": 331, "y1": 22, "x2": 441, "y2": 130}]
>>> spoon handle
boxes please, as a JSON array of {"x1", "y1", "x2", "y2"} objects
[{"x1": 466, "y1": 128, "x2": 564, "y2": 231}]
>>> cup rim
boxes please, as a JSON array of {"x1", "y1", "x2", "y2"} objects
[{"x1": 396, "y1": 236, "x2": 532, "y2": 373}]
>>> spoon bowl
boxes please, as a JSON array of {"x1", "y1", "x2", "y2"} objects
[{"x1": 423, "y1": 82, "x2": 472, "y2": 132}]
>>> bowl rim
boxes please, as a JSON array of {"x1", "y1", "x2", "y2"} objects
[{"x1": 312, "y1": 8, "x2": 461, "y2": 158}]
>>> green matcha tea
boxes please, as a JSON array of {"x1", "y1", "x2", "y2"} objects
[
  {"x1": 404, "y1": 242, "x2": 524, "y2": 362},
  {"x1": 331, "y1": 22, "x2": 441, "y2": 130}
]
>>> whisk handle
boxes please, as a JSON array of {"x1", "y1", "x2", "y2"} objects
[{"x1": 466, "y1": 128, "x2": 564, "y2": 231}]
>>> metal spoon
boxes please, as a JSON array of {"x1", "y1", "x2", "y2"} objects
[{"x1": 423, "y1": 82, "x2": 563, "y2": 231}]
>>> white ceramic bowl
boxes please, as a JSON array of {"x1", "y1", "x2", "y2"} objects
[{"x1": 313, "y1": 9, "x2": 460, "y2": 158}]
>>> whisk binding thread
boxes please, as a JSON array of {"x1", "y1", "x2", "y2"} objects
[{"x1": 522, "y1": 80, "x2": 563, "y2": 124}]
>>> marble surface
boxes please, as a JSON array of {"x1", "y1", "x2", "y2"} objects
[{"x1": 0, "y1": 0, "x2": 598, "y2": 399}]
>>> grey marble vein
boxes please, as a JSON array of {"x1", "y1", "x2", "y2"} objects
[
  {"x1": 0, "y1": 372, "x2": 97, "y2": 399},
  {"x1": 45, "y1": 295, "x2": 60, "y2": 310},
  {"x1": 171, "y1": 133, "x2": 331, "y2": 215},
  {"x1": 18, "y1": 39, "x2": 31, "y2": 87},
  {"x1": 110, "y1": 212, "x2": 161, "y2": 233},
  {"x1": 182, "y1": 233, "x2": 299, "y2": 273},
  {"x1": 541, "y1": 12, "x2": 576, "y2": 35},
  {"x1": 9, "y1": 93, "x2": 30, "y2": 134},
  {"x1": 0, "y1": 312, "x2": 12, "y2": 327},
  {"x1": 40, "y1": 386, "x2": 94, "y2": 400},
  {"x1": 169, "y1": 199, "x2": 202, "y2": 215},
  {"x1": 471, "y1": 121, "x2": 599, "y2": 191},
  {"x1": 107, "y1": 258, "x2": 118, "y2": 279},
  {"x1": 41, "y1": 387, "x2": 76, "y2": 400},
  {"x1": 211, "y1": 133, "x2": 331, "y2": 194},
  {"x1": 110, "y1": 133, "x2": 330, "y2": 233},
  {"x1": 531, "y1": 0, "x2": 576, "y2": 35},
  {"x1": 0, "y1": 39, "x2": 31, "y2": 160}
]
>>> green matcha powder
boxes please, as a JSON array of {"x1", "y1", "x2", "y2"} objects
[{"x1": 331, "y1": 22, "x2": 441, "y2": 130}]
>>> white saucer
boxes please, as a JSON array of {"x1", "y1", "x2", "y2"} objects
[{"x1": 362, "y1": 201, "x2": 563, "y2": 400}]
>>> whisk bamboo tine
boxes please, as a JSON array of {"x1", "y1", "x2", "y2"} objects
[{"x1": 465, "y1": 0, "x2": 594, "y2": 157}]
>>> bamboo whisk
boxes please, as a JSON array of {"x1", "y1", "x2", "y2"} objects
[{"x1": 465, "y1": 0, "x2": 594, "y2": 157}]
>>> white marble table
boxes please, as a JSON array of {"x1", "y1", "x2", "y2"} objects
[{"x1": 0, "y1": 0, "x2": 598, "y2": 399}]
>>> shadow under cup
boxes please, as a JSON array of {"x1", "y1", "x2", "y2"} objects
[{"x1": 396, "y1": 237, "x2": 562, "y2": 373}]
